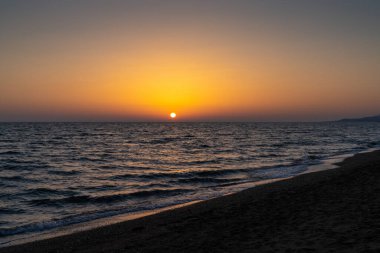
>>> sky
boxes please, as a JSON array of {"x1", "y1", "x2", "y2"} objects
[{"x1": 1, "y1": 0, "x2": 379, "y2": 122}]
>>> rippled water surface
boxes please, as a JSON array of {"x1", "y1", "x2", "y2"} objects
[{"x1": 1, "y1": 122, "x2": 380, "y2": 241}]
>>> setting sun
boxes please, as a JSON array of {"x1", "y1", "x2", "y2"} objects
[{"x1": 1, "y1": 2, "x2": 380, "y2": 252}]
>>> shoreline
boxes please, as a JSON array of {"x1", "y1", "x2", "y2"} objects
[
  {"x1": 0, "y1": 150, "x2": 353, "y2": 247},
  {"x1": 2, "y1": 149, "x2": 380, "y2": 252},
  {"x1": 0, "y1": 175, "x2": 291, "y2": 248}
]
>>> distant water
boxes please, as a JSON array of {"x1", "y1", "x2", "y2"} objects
[{"x1": 1, "y1": 122, "x2": 380, "y2": 244}]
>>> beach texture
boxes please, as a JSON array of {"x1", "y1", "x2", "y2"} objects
[{"x1": 2, "y1": 150, "x2": 380, "y2": 253}]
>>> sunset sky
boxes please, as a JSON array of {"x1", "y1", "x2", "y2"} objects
[{"x1": 1, "y1": 0, "x2": 379, "y2": 122}]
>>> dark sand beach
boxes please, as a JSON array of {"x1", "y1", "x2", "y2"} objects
[{"x1": 2, "y1": 150, "x2": 380, "y2": 253}]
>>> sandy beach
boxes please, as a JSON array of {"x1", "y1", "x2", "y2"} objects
[{"x1": 2, "y1": 150, "x2": 380, "y2": 253}]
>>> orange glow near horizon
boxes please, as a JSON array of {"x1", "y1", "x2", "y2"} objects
[
  {"x1": 2, "y1": 43, "x2": 379, "y2": 122},
  {"x1": 99, "y1": 49, "x2": 252, "y2": 120},
  {"x1": 1, "y1": 1, "x2": 380, "y2": 121}
]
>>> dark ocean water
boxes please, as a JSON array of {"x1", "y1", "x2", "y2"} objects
[{"x1": 1, "y1": 122, "x2": 380, "y2": 243}]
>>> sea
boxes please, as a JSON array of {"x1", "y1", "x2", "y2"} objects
[{"x1": 1, "y1": 122, "x2": 380, "y2": 246}]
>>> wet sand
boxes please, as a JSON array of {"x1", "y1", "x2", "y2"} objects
[{"x1": 2, "y1": 150, "x2": 380, "y2": 252}]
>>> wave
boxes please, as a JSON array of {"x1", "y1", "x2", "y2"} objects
[
  {"x1": 0, "y1": 151, "x2": 23, "y2": 156},
  {"x1": 178, "y1": 158, "x2": 222, "y2": 165},
  {"x1": 99, "y1": 165, "x2": 153, "y2": 171},
  {"x1": 367, "y1": 141, "x2": 378, "y2": 147},
  {"x1": 0, "y1": 175, "x2": 25, "y2": 181},
  {"x1": 111, "y1": 168, "x2": 251, "y2": 181},
  {"x1": 0, "y1": 160, "x2": 50, "y2": 172},
  {"x1": 25, "y1": 188, "x2": 75, "y2": 196},
  {"x1": 47, "y1": 170, "x2": 81, "y2": 176},
  {"x1": 28, "y1": 189, "x2": 192, "y2": 206},
  {"x1": 174, "y1": 177, "x2": 243, "y2": 184},
  {"x1": 148, "y1": 137, "x2": 182, "y2": 144},
  {"x1": 0, "y1": 196, "x2": 195, "y2": 238},
  {"x1": 0, "y1": 139, "x2": 16, "y2": 143},
  {"x1": 75, "y1": 157, "x2": 107, "y2": 163},
  {"x1": 0, "y1": 176, "x2": 40, "y2": 183},
  {"x1": 0, "y1": 208, "x2": 25, "y2": 215}
]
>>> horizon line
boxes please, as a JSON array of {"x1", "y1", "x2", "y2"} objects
[{"x1": 0, "y1": 120, "x2": 339, "y2": 124}]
